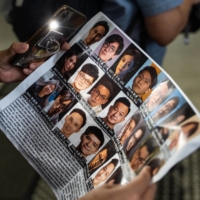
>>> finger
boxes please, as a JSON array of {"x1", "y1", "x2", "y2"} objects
[
  {"x1": 1, "y1": 42, "x2": 29, "y2": 64},
  {"x1": 11, "y1": 42, "x2": 29, "y2": 54},
  {"x1": 0, "y1": 42, "x2": 29, "y2": 65},
  {"x1": 23, "y1": 68, "x2": 33, "y2": 75},
  {"x1": 61, "y1": 42, "x2": 70, "y2": 51},
  {"x1": 126, "y1": 166, "x2": 152, "y2": 194},
  {"x1": 142, "y1": 183, "x2": 157, "y2": 200},
  {"x1": 29, "y1": 62, "x2": 44, "y2": 70}
]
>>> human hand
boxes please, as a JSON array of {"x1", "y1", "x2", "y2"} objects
[
  {"x1": 79, "y1": 166, "x2": 156, "y2": 200},
  {"x1": 0, "y1": 41, "x2": 70, "y2": 83}
]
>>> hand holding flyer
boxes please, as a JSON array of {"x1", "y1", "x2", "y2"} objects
[
  {"x1": 0, "y1": 42, "x2": 29, "y2": 82},
  {"x1": 0, "y1": 6, "x2": 200, "y2": 200},
  {"x1": 79, "y1": 166, "x2": 156, "y2": 200}
]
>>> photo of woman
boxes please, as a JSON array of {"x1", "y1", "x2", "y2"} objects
[{"x1": 28, "y1": 77, "x2": 60, "y2": 108}]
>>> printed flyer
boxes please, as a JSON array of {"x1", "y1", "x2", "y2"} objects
[{"x1": 0, "y1": 11, "x2": 200, "y2": 200}]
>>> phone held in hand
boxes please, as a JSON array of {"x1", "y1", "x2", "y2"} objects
[{"x1": 10, "y1": 5, "x2": 87, "y2": 68}]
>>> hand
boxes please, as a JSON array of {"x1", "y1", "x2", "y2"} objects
[
  {"x1": 79, "y1": 166, "x2": 157, "y2": 200},
  {"x1": 0, "y1": 42, "x2": 70, "y2": 83}
]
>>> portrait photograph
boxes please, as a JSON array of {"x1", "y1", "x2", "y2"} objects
[
  {"x1": 98, "y1": 91, "x2": 138, "y2": 133},
  {"x1": 148, "y1": 88, "x2": 187, "y2": 125},
  {"x1": 53, "y1": 43, "x2": 88, "y2": 81},
  {"x1": 43, "y1": 87, "x2": 78, "y2": 125},
  {"x1": 129, "y1": 136, "x2": 159, "y2": 172},
  {"x1": 143, "y1": 74, "x2": 175, "y2": 114},
  {"x1": 158, "y1": 102, "x2": 195, "y2": 128},
  {"x1": 68, "y1": 58, "x2": 104, "y2": 94},
  {"x1": 124, "y1": 122, "x2": 151, "y2": 161},
  {"x1": 80, "y1": 16, "x2": 115, "y2": 51},
  {"x1": 117, "y1": 109, "x2": 143, "y2": 145},
  {"x1": 88, "y1": 139, "x2": 117, "y2": 174},
  {"x1": 165, "y1": 115, "x2": 200, "y2": 153},
  {"x1": 90, "y1": 154, "x2": 120, "y2": 187},
  {"x1": 82, "y1": 74, "x2": 121, "y2": 115},
  {"x1": 109, "y1": 43, "x2": 148, "y2": 84},
  {"x1": 27, "y1": 71, "x2": 63, "y2": 109},
  {"x1": 91, "y1": 28, "x2": 132, "y2": 69},
  {"x1": 125, "y1": 59, "x2": 160, "y2": 102}
]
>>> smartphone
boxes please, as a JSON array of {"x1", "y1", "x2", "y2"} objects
[{"x1": 10, "y1": 5, "x2": 87, "y2": 68}]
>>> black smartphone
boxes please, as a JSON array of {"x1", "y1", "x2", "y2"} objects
[{"x1": 10, "y1": 5, "x2": 87, "y2": 68}]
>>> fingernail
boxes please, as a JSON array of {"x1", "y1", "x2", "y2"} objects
[
  {"x1": 30, "y1": 63, "x2": 36, "y2": 69},
  {"x1": 23, "y1": 68, "x2": 29, "y2": 74},
  {"x1": 19, "y1": 43, "x2": 28, "y2": 50}
]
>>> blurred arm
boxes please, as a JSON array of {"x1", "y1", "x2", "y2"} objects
[{"x1": 145, "y1": 0, "x2": 200, "y2": 45}]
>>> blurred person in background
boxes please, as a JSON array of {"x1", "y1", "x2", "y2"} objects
[{"x1": 7, "y1": 0, "x2": 200, "y2": 66}]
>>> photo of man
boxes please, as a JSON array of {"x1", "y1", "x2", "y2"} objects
[
  {"x1": 82, "y1": 81, "x2": 113, "y2": 114},
  {"x1": 83, "y1": 21, "x2": 109, "y2": 46},
  {"x1": 60, "y1": 108, "x2": 87, "y2": 138},
  {"x1": 130, "y1": 137, "x2": 158, "y2": 172},
  {"x1": 144, "y1": 79, "x2": 174, "y2": 112},
  {"x1": 97, "y1": 34, "x2": 124, "y2": 63},
  {"x1": 70, "y1": 63, "x2": 99, "y2": 93},
  {"x1": 102, "y1": 97, "x2": 131, "y2": 130},
  {"x1": 131, "y1": 66, "x2": 158, "y2": 98},
  {"x1": 76, "y1": 126, "x2": 105, "y2": 158},
  {"x1": 44, "y1": 89, "x2": 75, "y2": 124},
  {"x1": 92, "y1": 158, "x2": 119, "y2": 187}
]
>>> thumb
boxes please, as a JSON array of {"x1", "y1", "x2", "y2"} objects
[
  {"x1": 1, "y1": 42, "x2": 29, "y2": 64},
  {"x1": 7, "y1": 42, "x2": 29, "y2": 57},
  {"x1": 125, "y1": 166, "x2": 152, "y2": 195}
]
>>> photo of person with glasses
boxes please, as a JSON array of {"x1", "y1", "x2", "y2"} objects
[
  {"x1": 131, "y1": 66, "x2": 158, "y2": 98},
  {"x1": 70, "y1": 63, "x2": 99, "y2": 93},
  {"x1": 82, "y1": 80, "x2": 113, "y2": 115},
  {"x1": 98, "y1": 34, "x2": 124, "y2": 63}
]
